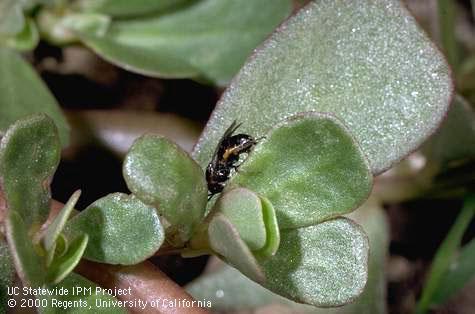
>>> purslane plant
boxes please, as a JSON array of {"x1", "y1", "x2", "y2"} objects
[
  {"x1": 0, "y1": 0, "x2": 454, "y2": 313},
  {"x1": 1, "y1": 0, "x2": 293, "y2": 86}
]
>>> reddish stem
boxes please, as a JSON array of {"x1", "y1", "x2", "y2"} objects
[{"x1": 1, "y1": 193, "x2": 210, "y2": 314}]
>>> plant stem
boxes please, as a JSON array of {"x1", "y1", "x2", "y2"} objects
[
  {"x1": 76, "y1": 260, "x2": 210, "y2": 314},
  {"x1": 0, "y1": 193, "x2": 210, "y2": 314}
]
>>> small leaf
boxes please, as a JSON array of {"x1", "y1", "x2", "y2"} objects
[
  {"x1": 416, "y1": 195, "x2": 475, "y2": 313},
  {"x1": 187, "y1": 198, "x2": 388, "y2": 313},
  {"x1": 213, "y1": 188, "x2": 267, "y2": 251},
  {"x1": 2, "y1": 18, "x2": 39, "y2": 51},
  {"x1": 0, "y1": 238, "x2": 15, "y2": 314},
  {"x1": 259, "y1": 218, "x2": 369, "y2": 307},
  {"x1": 54, "y1": 234, "x2": 68, "y2": 258},
  {"x1": 227, "y1": 113, "x2": 372, "y2": 229},
  {"x1": 424, "y1": 96, "x2": 475, "y2": 165},
  {"x1": 61, "y1": 13, "x2": 111, "y2": 37},
  {"x1": 66, "y1": 0, "x2": 292, "y2": 85},
  {"x1": 123, "y1": 135, "x2": 207, "y2": 243},
  {"x1": 46, "y1": 233, "x2": 68, "y2": 267},
  {"x1": 75, "y1": 0, "x2": 190, "y2": 18},
  {"x1": 41, "y1": 272, "x2": 128, "y2": 314},
  {"x1": 43, "y1": 190, "x2": 81, "y2": 253},
  {"x1": 4, "y1": 211, "x2": 45, "y2": 287},
  {"x1": 64, "y1": 193, "x2": 164, "y2": 265},
  {"x1": 0, "y1": 1, "x2": 24, "y2": 36},
  {"x1": 0, "y1": 48, "x2": 70, "y2": 146},
  {"x1": 192, "y1": 0, "x2": 452, "y2": 173},
  {"x1": 254, "y1": 196, "x2": 280, "y2": 259},
  {"x1": 208, "y1": 213, "x2": 265, "y2": 283},
  {"x1": 46, "y1": 234, "x2": 88, "y2": 285},
  {"x1": 0, "y1": 114, "x2": 60, "y2": 229}
]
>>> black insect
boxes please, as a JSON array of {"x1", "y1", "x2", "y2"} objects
[{"x1": 206, "y1": 121, "x2": 257, "y2": 199}]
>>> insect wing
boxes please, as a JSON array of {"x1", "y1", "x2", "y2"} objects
[{"x1": 210, "y1": 120, "x2": 241, "y2": 162}]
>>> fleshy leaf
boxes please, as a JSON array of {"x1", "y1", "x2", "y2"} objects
[
  {"x1": 64, "y1": 193, "x2": 164, "y2": 265},
  {"x1": 123, "y1": 135, "x2": 207, "y2": 243},
  {"x1": 61, "y1": 13, "x2": 111, "y2": 38},
  {"x1": 192, "y1": 0, "x2": 452, "y2": 174},
  {"x1": 66, "y1": 0, "x2": 292, "y2": 85},
  {"x1": 213, "y1": 188, "x2": 267, "y2": 251},
  {"x1": 41, "y1": 272, "x2": 128, "y2": 314},
  {"x1": 0, "y1": 238, "x2": 15, "y2": 314},
  {"x1": 208, "y1": 213, "x2": 265, "y2": 283},
  {"x1": 0, "y1": 1, "x2": 24, "y2": 36},
  {"x1": 0, "y1": 114, "x2": 60, "y2": 228},
  {"x1": 259, "y1": 218, "x2": 369, "y2": 307},
  {"x1": 75, "y1": 0, "x2": 190, "y2": 18},
  {"x1": 254, "y1": 196, "x2": 280, "y2": 259},
  {"x1": 43, "y1": 190, "x2": 81, "y2": 253},
  {"x1": 424, "y1": 95, "x2": 475, "y2": 165},
  {"x1": 0, "y1": 48, "x2": 70, "y2": 146},
  {"x1": 46, "y1": 233, "x2": 68, "y2": 267},
  {"x1": 2, "y1": 18, "x2": 39, "y2": 51},
  {"x1": 187, "y1": 198, "x2": 387, "y2": 313},
  {"x1": 4, "y1": 211, "x2": 45, "y2": 287},
  {"x1": 46, "y1": 234, "x2": 88, "y2": 285},
  {"x1": 226, "y1": 113, "x2": 372, "y2": 229}
]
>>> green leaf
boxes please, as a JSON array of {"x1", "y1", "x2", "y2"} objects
[
  {"x1": 213, "y1": 188, "x2": 267, "y2": 251},
  {"x1": 344, "y1": 199, "x2": 389, "y2": 314},
  {"x1": 0, "y1": 1, "x2": 24, "y2": 36},
  {"x1": 46, "y1": 233, "x2": 68, "y2": 267},
  {"x1": 254, "y1": 195, "x2": 280, "y2": 259},
  {"x1": 123, "y1": 135, "x2": 207, "y2": 243},
  {"x1": 192, "y1": 0, "x2": 453, "y2": 174},
  {"x1": 187, "y1": 198, "x2": 388, "y2": 313},
  {"x1": 40, "y1": 272, "x2": 128, "y2": 314},
  {"x1": 424, "y1": 96, "x2": 475, "y2": 165},
  {"x1": 0, "y1": 114, "x2": 60, "y2": 228},
  {"x1": 0, "y1": 48, "x2": 70, "y2": 147},
  {"x1": 75, "y1": 0, "x2": 190, "y2": 18},
  {"x1": 208, "y1": 213, "x2": 265, "y2": 283},
  {"x1": 438, "y1": 0, "x2": 461, "y2": 73},
  {"x1": 64, "y1": 193, "x2": 164, "y2": 265},
  {"x1": 0, "y1": 239, "x2": 15, "y2": 314},
  {"x1": 259, "y1": 218, "x2": 369, "y2": 307},
  {"x1": 416, "y1": 196, "x2": 475, "y2": 313},
  {"x1": 432, "y1": 238, "x2": 475, "y2": 306},
  {"x1": 187, "y1": 264, "x2": 287, "y2": 311},
  {"x1": 226, "y1": 113, "x2": 372, "y2": 229},
  {"x1": 46, "y1": 234, "x2": 88, "y2": 285},
  {"x1": 1, "y1": 18, "x2": 39, "y2": 51},
  {"x1": 4, "y1": 211, "x2": 45, "y2": 287},
  {"x1": 43, "y1": 190, "x2": 81, "y2": 254},
  {"x1": 61, "y1": 13, "x2": 111, "y2": 38},
  {"x1": 66, "y1": 0, "x2": 292, "y2": 85}
]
